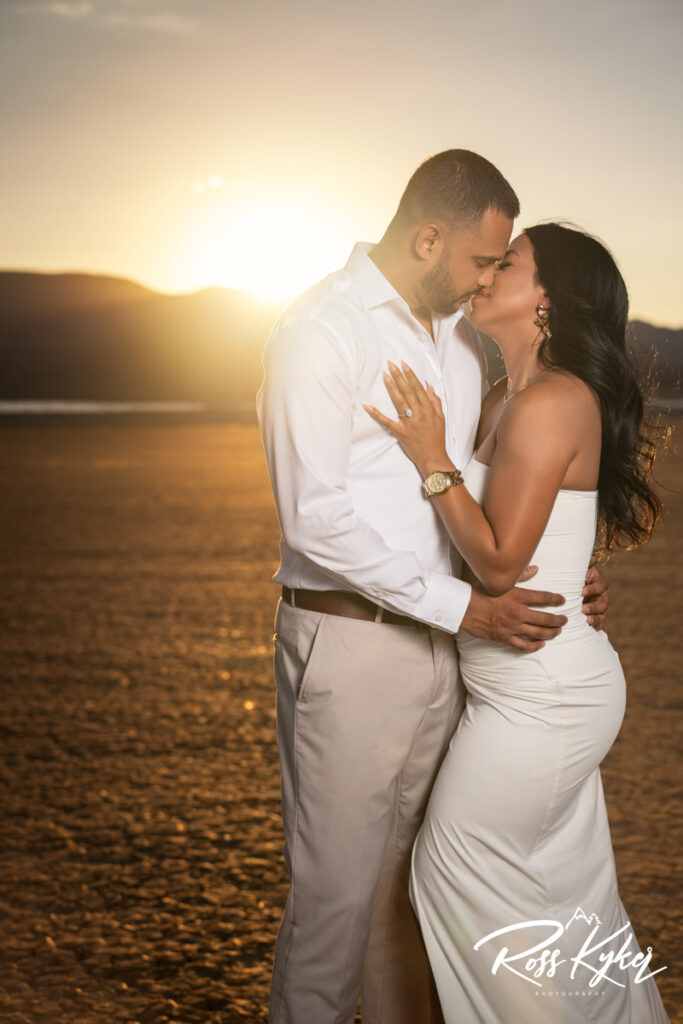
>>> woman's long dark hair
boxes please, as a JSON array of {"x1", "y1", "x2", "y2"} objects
[{"x1": 524, "y1": 222, "x2": 663, "y2": 554}]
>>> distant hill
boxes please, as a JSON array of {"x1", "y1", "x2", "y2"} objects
[
  {"x1": 0, "y1": 272, "x2": 679, "y2": 409},
  {"x1": 629, "y1": 320, "x2": 683, "y2": 391},
  {"x1": 0, "y1": 271, "x2": 283, "y2": 408}
]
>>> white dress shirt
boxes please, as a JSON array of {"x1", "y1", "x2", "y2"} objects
[{"x1": 256, "y1": 242, "x2": 489, "y2": 634}]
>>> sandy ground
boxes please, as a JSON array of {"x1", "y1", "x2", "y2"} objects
[{"x1": 0, "y1": 421, "x2": 680, "y2": 1024}]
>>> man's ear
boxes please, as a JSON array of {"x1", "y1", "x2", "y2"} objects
[{"x1": 413, "y1": 224, "x2": 442, "y2": 262}]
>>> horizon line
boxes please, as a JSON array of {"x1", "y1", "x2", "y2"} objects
[
  {"x1": 0, "y1": 265, "x2": 681, "y2": 331},
  {"x1": 0, "y1": 265, "x2": 289, "y2": 308}
]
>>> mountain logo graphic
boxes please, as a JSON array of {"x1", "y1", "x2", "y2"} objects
[{"x1": 565, "y1": 906, "x2": 602, "y2": 929}]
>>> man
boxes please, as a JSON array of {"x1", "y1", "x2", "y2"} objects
[{"x1": 256, "y1": 150, "x2": 608, "y2": 1024}]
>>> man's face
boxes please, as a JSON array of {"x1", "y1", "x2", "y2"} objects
[{"x1": 421, "y1": 207, "x2": 513, "y2": 314}]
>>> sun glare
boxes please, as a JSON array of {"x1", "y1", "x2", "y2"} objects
[{"x1": 177, "y1": 192, "x2": 352, "y2": 303}]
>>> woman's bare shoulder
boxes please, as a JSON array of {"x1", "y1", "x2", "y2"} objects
[
  {"x1": 538, "y1": 368, "x2": 600, "y2": 416},
  {"x1": 499, "y1": 368, "x2": 600, "y2": 449},
  {"x1": 511, "y1": 368, "x2": 598, "y2": 416}
]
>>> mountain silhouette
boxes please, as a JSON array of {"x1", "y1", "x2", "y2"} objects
[
  {"x1": 0, "y1": 271, "x2": 679, "y2": 415},
  {"x1": 0, "y1": 271, "x2": 284, "y2": 411}
]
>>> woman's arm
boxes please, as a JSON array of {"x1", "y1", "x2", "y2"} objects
[{"x1": 364, "y1": 361, "x2": 582, "y2": 596}]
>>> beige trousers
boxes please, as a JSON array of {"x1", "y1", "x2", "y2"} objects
[{"x1": 268, "y1": 597, "x2": 465, "y2": 1024}]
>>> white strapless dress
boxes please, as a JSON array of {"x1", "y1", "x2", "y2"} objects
[{"x1": 409, "y1": 458, "x2": 671, "y2": 1023}]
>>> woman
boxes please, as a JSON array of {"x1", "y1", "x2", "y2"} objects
[{"x1": 363, "y1": 223, "x2": 670, "y2": 1023}]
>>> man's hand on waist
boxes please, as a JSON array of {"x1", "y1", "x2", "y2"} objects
[{"x1": 460, "y1": 566, "x2": 567, "y2": 653}]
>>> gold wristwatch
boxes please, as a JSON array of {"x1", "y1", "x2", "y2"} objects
[{"x1": 422, "y1": 468, "x2": 464, "y2": 498}]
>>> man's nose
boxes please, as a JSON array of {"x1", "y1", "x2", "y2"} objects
[{"x1": 477, "y1": 265, "x2": 497, "y2": 288}]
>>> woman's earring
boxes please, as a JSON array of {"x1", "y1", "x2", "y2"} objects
[{"x1": 533, "y1": 302, "x2": 552, "y2": 342}]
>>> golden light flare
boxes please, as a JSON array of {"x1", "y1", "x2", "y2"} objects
[{"x1": 175, "y1": 187, "x2": 352, "y2": 302}]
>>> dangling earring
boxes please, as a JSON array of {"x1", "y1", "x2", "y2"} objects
[{"x1": 533, "y1": 302, "x2": 552, "y2": 342}]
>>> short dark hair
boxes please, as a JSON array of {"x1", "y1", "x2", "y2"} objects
[{"x1": 394, "y1": 149, "x2": 520, "y2": 228}]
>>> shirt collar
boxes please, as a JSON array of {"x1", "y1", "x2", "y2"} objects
[
  {"x1": 344, "y1": 241, "x2": 465, "y2": 328},
  {"x1": 344, "y1": 242, "x2": 399, "y2": 309}
]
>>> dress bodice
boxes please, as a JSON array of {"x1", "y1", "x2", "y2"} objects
[{"x1": 462, "y1": 457, "x2": 599, "y2": 625}]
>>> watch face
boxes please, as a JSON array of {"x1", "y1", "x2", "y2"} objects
[{"x1": 430, "y1": 472, "x2": 448, "y2": 492}]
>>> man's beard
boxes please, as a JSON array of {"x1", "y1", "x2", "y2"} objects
[{"x1": 423, "y1": 253, "x2": 475, "y2": 314}]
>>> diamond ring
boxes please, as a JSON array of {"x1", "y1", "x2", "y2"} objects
[{"x1": 398, "y1": 408, "x2": 414, "y2": 418}]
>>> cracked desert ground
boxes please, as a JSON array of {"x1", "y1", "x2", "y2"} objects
[{"x1": 1, "y1": 421, "x2": 680, "y2": 1023}]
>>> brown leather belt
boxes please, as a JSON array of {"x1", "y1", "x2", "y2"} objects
[{"x1": 281, "y1": 586, "x2": 430, "y2": 631}]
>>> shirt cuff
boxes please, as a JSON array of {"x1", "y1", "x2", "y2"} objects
[
  {"x1": 370, "y1": 571, "x2": 472, "y2": 634},
  {"x1": 417, "y1": 571, "x2": 472, "y2": 633}
]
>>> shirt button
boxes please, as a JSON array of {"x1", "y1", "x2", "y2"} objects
[{"x1": 435, "y1": 612, "x2": 443, "y2": 623}]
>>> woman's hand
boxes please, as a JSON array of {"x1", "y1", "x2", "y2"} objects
[
  {"x1": 582, "y1": 556, "x2": 609, "y2": 629},
  {"x1": 363, "y1": 360, "x2": 452, "y2": 476}
]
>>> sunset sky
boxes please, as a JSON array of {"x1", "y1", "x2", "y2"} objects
[{"x1": 1, "y1": 0, "x2": 681, "y2": 324}]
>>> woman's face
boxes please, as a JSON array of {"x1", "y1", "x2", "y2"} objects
[{"x1": 469, "y1": 232, "x2": 547, "y2": 339}]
